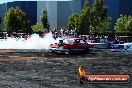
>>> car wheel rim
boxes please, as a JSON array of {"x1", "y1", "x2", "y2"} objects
[{"x1": 65, "y1": 50, "x2": 70, "y2": 54}]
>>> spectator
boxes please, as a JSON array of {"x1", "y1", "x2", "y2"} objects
[
  {"x1": 114, "y1": 35, "x2": 120, "y2": 44},
  {"x1": 60, "y1": 28, "x2": 64, "y2": 36}
]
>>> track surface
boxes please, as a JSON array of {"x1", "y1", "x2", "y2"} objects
[{"x1": 0, "y1": 49, "x2": 131, "y2": 88}]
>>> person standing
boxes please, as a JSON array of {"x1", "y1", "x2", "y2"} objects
[{"x1": 114, "y1": 35, "x2": 120, "y2": 44}]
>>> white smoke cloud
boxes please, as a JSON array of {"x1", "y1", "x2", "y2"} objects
[{"x1": 0, "y1": 33, "x2": 60, "y2": 49}]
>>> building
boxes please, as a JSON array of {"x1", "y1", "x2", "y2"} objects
[
  {"x1": 37, "y1": 0, "x2": 82, "y2": 29},
  {"x1": 7, "y1": 1, "x2": 37, "y2": 26},
  {"x1": 0, "y1": 0, "x2": 132, "y2": 31}
]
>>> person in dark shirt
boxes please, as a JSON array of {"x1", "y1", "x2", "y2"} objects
[{"x1": 114, "y1": 35, "x2": 120, "y2": 44}]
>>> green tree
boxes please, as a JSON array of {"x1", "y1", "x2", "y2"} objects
[
  {"x1": 90, "y1": 0, "x2": 111, "y2": 34},
  {"x1": 68, "y1": 13, "x2": 79, "y2": 29},
  {"x1": 68, "y1": 0, "x2": 111, "y2": 35},
  {"x1": 92, "y1": 0, "x2": 108, "y2": 18},
  {"x1": 114, "y1": 14, "x2": 132, "y2": 34},
  {"x1": 3, "y1": 7, "x2": 30, "y2": 33},
  {"x1": 31, "y1": 23, "x2": 43, "y2": 32},
  {"x1": 77, "y1": 0, "x2": 91, "y2": 34},
  {"x1": 40, "y1": 10, "x2": 50, "y2": 32},
  {"x1": 90, "y1": 16, "x2": 111, "y2": 34}
]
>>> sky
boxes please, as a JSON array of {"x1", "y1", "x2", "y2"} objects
[{"x1": 0, "y1": 0, "x2": 72, "y2": 4}]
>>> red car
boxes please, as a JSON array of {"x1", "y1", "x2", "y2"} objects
[{"x1": 50, "y1": 38, "x2": 92, "y2": 54}]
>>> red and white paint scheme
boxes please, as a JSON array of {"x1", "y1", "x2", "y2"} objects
[{"x1": 50, "y1": 38, "x2": 92, "y2": 54}]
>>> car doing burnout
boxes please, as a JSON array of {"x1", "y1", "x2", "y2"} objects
[{"x1": 50, "y1": 38, "x2": 92, "y2": 54}]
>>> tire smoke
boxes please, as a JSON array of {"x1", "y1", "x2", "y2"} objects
[{"x1": 0, "y1": 32, "x2": 59, "y2": 49}]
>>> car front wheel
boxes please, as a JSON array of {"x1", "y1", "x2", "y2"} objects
[{"x1": 64, "y1": 49, "x2": 71, "y2": 55}]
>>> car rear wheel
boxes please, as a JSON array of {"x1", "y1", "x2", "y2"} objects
[
  {"x1": 51, "y1": 50, "x2": 55, "y2": 54},
  {"x1": 50, "y1": 49, "x2": 55, "y2": 54}
]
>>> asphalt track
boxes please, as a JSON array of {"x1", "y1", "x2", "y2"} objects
[{"x1": 0, "y1": 49, "x2": 131, "y2": 88}]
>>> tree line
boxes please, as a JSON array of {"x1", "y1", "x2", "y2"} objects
[
  {"x1": 1, "y1": 7, "x2": 49, "y2": 33},
  {"x1": 68, "y1": 0, "x2": 132, "y2": 35},
  {"x1": 0, "y1": 0, "x2": 132, "y2": 35}
]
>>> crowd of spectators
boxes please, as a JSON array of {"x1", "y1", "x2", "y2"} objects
[
  {"x1": 0, "y1": 28, "x2": 110, "y2": 43},
  {"x1": 51, "y1": 27, "x2": 77, "y2": 39}
]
